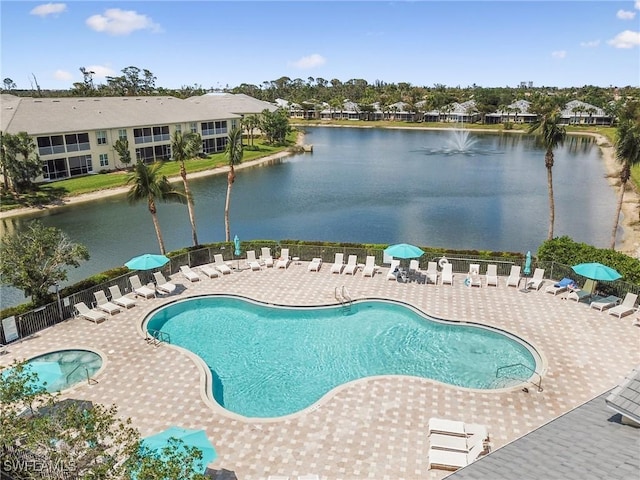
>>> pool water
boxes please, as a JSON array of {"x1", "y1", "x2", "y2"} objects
[
  {"x1": 147, "y1": 296, "x2": 538, "y2": 418},
  {"x1": 25, "y1": 350, "x2": 102, "y2": 393}
]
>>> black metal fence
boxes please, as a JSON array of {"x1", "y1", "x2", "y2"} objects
[{"x1": 2, "y1": 243, "x2": 639, "y2": 345}]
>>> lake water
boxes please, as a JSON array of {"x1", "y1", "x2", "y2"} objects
[{"x1": 0, "y1": 126, "x2": 615, "y2": 308}]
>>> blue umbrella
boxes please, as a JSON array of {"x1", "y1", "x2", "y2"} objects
[
  {"x1": 523, "y1": 251, "x2": 532, "y2": 276},
  {"x1": 125, "y1": 254, "x2": 170, "y2": 271},
  {"x1": 571, "y1": 262, "x2": 622, "y2": 281},
  {"x1": 383, "y1": 243, "x2": 424, "y2": 259},
  {"x1": 140, "y1": 427, "x2": 217, "y2": 473}
]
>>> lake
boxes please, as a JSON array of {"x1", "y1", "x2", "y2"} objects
[{"x1": 0, "y1": 126, "x2": 616, "y2": 308}]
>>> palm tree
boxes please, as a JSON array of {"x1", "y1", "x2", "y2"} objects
[
  {"x1": 224, "y1": 128, "x2": 244, "y2": 242},
  {"x1": 171, "y1": 130, "x2": 202, "y2": 246},
  {"x1": 126, "y1": 161, "x2": 185, "y2": 254},
  {"x1": 610, "y1": 119, "x2": 640, "y2": 249},
  {"x1": 528, "y1": 109, "x2": 566, "y2": 240}
]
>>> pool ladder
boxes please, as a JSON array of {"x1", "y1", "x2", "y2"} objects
[
  {"x1": 496, "y1": 363, "x2": 543, "y2": 392},
  {"x1": 146, "y1": 329, "x2": 171, "y2": 347},
  {"x1": 335, "y1": 286, "x2": 353, "y2": 314},
  {"x1": 66, "y1": 365, "x2": 96, "y2": 386}
]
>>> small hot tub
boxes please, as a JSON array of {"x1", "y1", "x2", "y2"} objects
[{"x1": 24, "y1": 349, "x2": 103, "y2": 392}]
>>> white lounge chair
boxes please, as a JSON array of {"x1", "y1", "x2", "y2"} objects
[
  {"x1": 93, "y1": 290, "x2": 120, "y2": 315},
  {"x1": 441, "y1": 263, "x2": 454, "y2": 286},
  {"x1": 506, "y1": 265, "x2": 521, "y2": 287},
  {"x1": 179, "y1": 265, "x2": 201, "y2": 282},
  {"x1": 297, "y1": 476, "x2": 320, "y2": 480},
  {"x1": 428, "y1": 440, "x2": 485, "y2": 471},
  {"x1": 567, "y1": 278, "x2": 597, "y2": 303},
  {"x1": 331, "y1": 253, "x2": 345, "y2": 274},
  {"x1": 526, "y1": 268, "x2": 545, "y2": 290},
  {"x1": 246, "y1": 250, "x2": 262, "y2": 271},
  {"x1": 343, "y1": 255, "x2": 359, "y2": 275},
  {"x1": 200, "y1": 264, "x2": 220, "y2": 278},
  {"x1": 75, "y1": 302, "x2": 107, "y2": 324},
  {"x1": 308, "y1": 257, "x2": 322, "y2": 272},
  {"x1": 129, "y1": 275, "x2": 156, "y2": 299},
  {"x1": 153, "y1": 272, "x2": 176, "y2": 294},
  {"x1": 276, "y1": 248, "x2": 291, "y2": 269},
  {"x1": 426, "y1": 261, "x2": 438, "y2": 284},
  {"x1": 387, "y1": 259, "x2": 401, "y2": 280},
  {"x1": 485, "y1": 264, "x2": 498, "y2": 287},
  {"x1": 108, "y1": 285, "x2": 136, "y2": 309},
  {"x1": 608, "y1": 292, "x2": 638, "y2": 318},
  {"x1": 589, "y1": 295, "x2": 621, "y2": 311},
  {"x1": 467, "y1": 264, "x2": 482, "y2": 287},
  {"x1": 545, "y1": 277, "x2": 574, "y2": 296},
  {"x1": 409, "y1": 259, "x2": 420, "y2": 272},
  {"x1": 213, "y1": 254, "x2": 232, "y2": 274},
  {"x1": 428, "y1": 418, "x2": 466, "y2": 436},
  {"x1": 362, "y1": 256, "x2": 376, "y2": 277},
  {"x1": 260, "y1": 247, "x2": 274, "y2": 268}
]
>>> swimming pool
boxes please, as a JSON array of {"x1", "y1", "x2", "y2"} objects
[
  {"x1": 146, "y1": 296, "x2": 539, "y2": 418},
  {"x1": 23, "y1": 350, "x2": 103, "y2": 393}
]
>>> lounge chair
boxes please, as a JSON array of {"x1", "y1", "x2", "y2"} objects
[
  {"x1": 153, "y1": 272, "x2": 177, "y2": 295},
  {"x1": 428, "y1": 440, "x2": 485, "y2": 471},
  {"x1": 108, "y1": 285, "x2": 136, "y2": 309},
  {"x1": 426, "y1": 261, "x2": 438, "y2": 284},
  {"x1": 308, "y1": 257, "x2": 322, "y2": 272},
  {"x1": 441, "y1": 263, "x2": 454, "y2": 285},
  {"x1": 485, "y1": 264, "x2": 498, "y2": 287},
  {"x1": 276, "y1": 248, "x2": 291, "y2": 269},
  {"x1": 526, "y1": 268, "x2": 545, "y2": 290},
  {"x1": 409, "y1": 259, "x2": 421, "y2": 272},
  {"x1": 589, "y1": 295, "x2": 621, "y2": 312},
  {"x1": 387, "y1": 259, "x2": 401, "y2": 280},
  {"x1": 246, "y1": 250, "x2": 262, "y2": 271},
  {"x1": 330, "y1": 253, "x2": 345, "y2": 274},
  {"x1": 430, "y1": 424, "x2": 488, "y2": 453},
  {"x1": 93, "y1": 290, "x2": 121, "y2": 315},
  {"x1": 608, "y1": 292, "x2": 638, "y2": 319},
  {"x1": 179, "y1": 265, "x2": 201, "y2": 282},
  {"x1": 297, "y1": 476, "x2": 320, "y2": 480},
  {"x1": 74, "y1": 302, "x2": 107, "y2": 324},
  {"x1": 362, "y1": 256, "x2": 377, "y2": 277},
  {"x1": 129, "y1": 275, "x2": 156, "y2": 299},
  {"x1": 506, "y1": 265, "x2": 521, "y2": 288},
  {"x1": 260, "y1": 247, "x2": 274, "y2": 268},
  {"x1": 428, "y1": 417, "x2": 466, "y2": 436},
  {"x1": 467, "y1": 264, "x2": 482, "y2": 287},
  {"x1": 200, "y1": 264, "x2": 220, "y2": 278},
  {"x1": 545, "y1": 277, "x2": 574, "y2": 296},
  {"x1": 567, "y1": 278, "x2": 597, "y2": 303},
  {"x1": 213, "y1": 254, "x2": 232, "y2": 274},
  {"x1": 343, "y1": 255, "x2": 359, "y2": 275}
]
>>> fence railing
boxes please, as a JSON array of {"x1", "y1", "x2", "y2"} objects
[{"x1": 2, "y1": 243, "x2": 639, "y2": 345}]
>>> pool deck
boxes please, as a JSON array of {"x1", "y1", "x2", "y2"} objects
[{"x1": 2, "y1": 262, "x2": 639, "y2": 479}]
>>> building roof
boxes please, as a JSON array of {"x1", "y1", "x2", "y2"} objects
[
  {"x1": 448, "y1": 390, "x2": 640, "y2": 480},
  {"x1": 606, "y1": 364, "x2": 640, "y2": 424},
  {"x1": 186, "y1": 93, "x2": 277, "y2": 115},
  {"x1": 561, "y1": 100, "x2": 607, "y2": 118},
  {"x1": 1, "y1": 94, "x2": 241, "y2": 136}
]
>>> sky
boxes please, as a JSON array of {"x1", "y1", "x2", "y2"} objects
[{"x1": 1, "y1": 0, "x2": 639, "y2": 91}]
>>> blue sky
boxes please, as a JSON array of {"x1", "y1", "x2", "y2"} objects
[{"x1": 2, "y1": 1, "x2": 639, "y2": 91}]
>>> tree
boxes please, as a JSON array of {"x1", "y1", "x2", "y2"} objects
[
  {"x1": 113, "y1": 138, "x2": 132, "y2": 167},
  {"x1": 242, "y1": 114, "x2": 261, "y2": 148},
  {"x1": 260, "y1": 109, "x2": 291, "y2": 145},
  {"x1": 126, "y1": 161, "x2": 186, "y2": 254},
  {"x1": 610, "y1": 119, "x2": 640, "y2": 249},
  {"x1": 1, "y1": 131, "x2": 42, "y2": 193},
  {"x1": 224, "y1": 127, "x2": 243, "y2": 242},
  {"x1": 0, "y1": 220, "x2": 89, "y2": 305},
  {"x1": 528, "y1": 109, "x2": 566, "y2": 240},
  {"x1": 171, "y1": 130, "x2": 202, "y2": 246},
  {"x1": 3, "y1": 77, "x2": 16, "y2": 91}
]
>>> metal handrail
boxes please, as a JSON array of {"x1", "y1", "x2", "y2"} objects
[{"x1": 496, "y1": 363, "x2": 543, "y2": 392}]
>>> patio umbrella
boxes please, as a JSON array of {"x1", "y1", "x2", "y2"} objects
[
  {"x1": 140, "y1": 426, "x2": 217, "y2": 473},
  {"x1": 523, "y1": 251, "x2": 532, "y2": 276},
  {"x1": 571, "y1": 262, "x2": 622, "y2": 282},
  {"x1": 234, "y1": 235, "x2": 241, "y2": 270},
  {"x1": 125, "y1": 253, "x2": 170, "y2": 271},
  {"x1": 383, "y1": 243, "x2": 424, "y2": 259}
]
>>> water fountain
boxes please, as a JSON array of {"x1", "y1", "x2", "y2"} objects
[{"x1": 447, "y1": 122, "x2": 478, "y2": 153}]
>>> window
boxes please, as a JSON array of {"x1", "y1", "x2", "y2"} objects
[
  {"x1": 152, "y1": 126, "x2": 170, "y2": 142},
  {"x1": 154, "y1": 144, "x2": 171, "y2": 161},
  {"x1": 175, "y1": 124, "x2": 182, "y2": 134},
  {"x1": 96, "y1": 131, "x2": 107, "y2": 145},
  {"x1": 42, "y1": 158, "x2": 67, "y2": 180},
  {"x1": 65, "y1": 133, "x2": 90, "y2": 152},
  {"x1": 68, "y1": 155, "x2": 93, "y2": 177},
  {"x1": 135, "y1": 147, "x2": 155, "y2": 164},
  {"x1": 134, "y1": 127, "x2": 152, "y2": 144},
  {"x1": 231, "y1": 119, "x2": 238, "y2": 130},
  {"x1": 99, "y1": 153, "x2": 109, "y2": 167},
  {"x1": 118, "y1": 129, "x2": 127, "y2": 141},
  {"x1": 190, "y1": 122, "x2": 197, "y2": 134}
]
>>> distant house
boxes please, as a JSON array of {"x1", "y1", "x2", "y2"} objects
[
  {"x1": 560, "y1": 100, "x2": 613, "y2": 126},
  {"x1": 423, "y1": 100, "x2": 479, "y2": 123},
  {"x1": 485, "y1": 99, "x2": 537, "y2": 124}
]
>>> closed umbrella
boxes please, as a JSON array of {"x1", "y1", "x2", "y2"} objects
[
  {"x1": 234, "y1": 235, "x2": 241, "y2": 270},
  {"x1": 523, "y1": 251, "x2": 532, "y2": 276},
  {"x1": 140, "y1": 426, "x2": 217, "y2": 474},
  {"x1": 125, "y1": 253, "x2": 169, "y2": 271}
]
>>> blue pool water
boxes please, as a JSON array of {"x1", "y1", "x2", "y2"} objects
[
  {"x1": 19, "y1": 350, "x2": 102, "y2": 393},
  {"x1": 146, "y1": 296, "x2": 538, "y2": 418}
]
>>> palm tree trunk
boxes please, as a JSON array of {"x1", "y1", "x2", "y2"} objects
[
  {"x1": 180, "y1": 162, "x2": 199, "y2": 246},
  {"x1": 148, "y1": 199, "x2": 166, "y2": 254},
  {"x1": 610, "y1": 180, "x2": 626, "y2": 250},
  {"x1": 224, "y1": 168, "x2": 235, "y2": 242},
  {"x1": 546, "y1": 164, "x2": 555, "y2": 241}
]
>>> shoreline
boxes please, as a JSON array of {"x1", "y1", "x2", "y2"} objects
[{"x1": 2, "y1": 126, "x2": 637, "y2": 256}]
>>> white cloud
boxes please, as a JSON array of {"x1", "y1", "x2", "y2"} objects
[
  {"x1": 30, "y1": 3, "x2": 66, "y2": 17},
  {"x1": 579, "y1": 39, "x2": 600, "y2": 47},
  {"x1": 289, "y1": 54, "x2": 327, "y2": 69},
  {"x1": 636, "y1": 0, "x2": 640, "y2": 10},
  {"x1": 551, "y1": 50, "x2": 567, "y2": 59},
  {"x1": 607, "y1": 30, "x2": 640, "y2": 48},
  {"x1": 617, "y1": 9, "x2": 636, "y2": 20},
  {"x1": 53, "y1": 69, "x2": 72, "y2": 81},
  {"x1": 86, "y1": 8, "x2": 162, "y2": 36}
]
